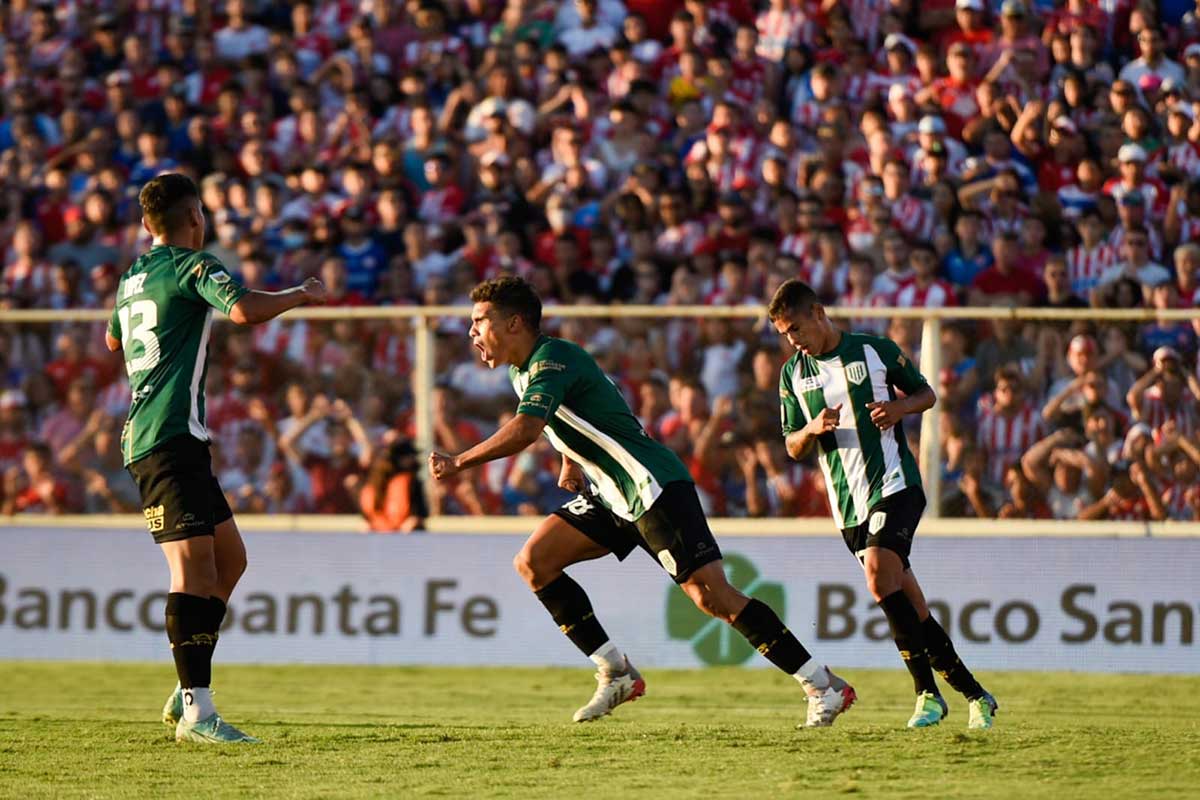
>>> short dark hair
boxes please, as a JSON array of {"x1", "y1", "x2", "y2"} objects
[
  {"x1": 767, "y1": 279, "x2": 819, "y2": 321},
  {"x1": 470, "y1": 276, "x2": 542, "y2": 331},
  {"x1": 139, "y1": 173, "x2": 199, "y2": 235}
]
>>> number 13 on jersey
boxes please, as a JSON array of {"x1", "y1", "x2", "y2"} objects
[{"x1": 117, "y1": 300, "x2": 161, "y2": 374}]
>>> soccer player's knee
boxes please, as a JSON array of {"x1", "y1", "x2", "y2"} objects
[
  {"x1": 512, "y1": 547, "x2": 539, "y2": 587},
  {"x1": 865, "y1": 570, "x2": 897, "y2": 602},
  {"x1": 683, "y1": 582, "x2": 734, "y2": 622}
]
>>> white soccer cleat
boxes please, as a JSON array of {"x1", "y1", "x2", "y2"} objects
[
  {"x1": 803, "y1": 668, "x2": 857, "y2": 728},
  {"x1": 572, "y1": 658, "x2": 646, "y2": 722}
]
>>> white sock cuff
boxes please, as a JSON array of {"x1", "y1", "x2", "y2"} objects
[
  {"x1": 588, "y1": 640, "x2": 625, "y2": 672},
  {"x1": 794, "y1": 659, "x2": 830, "y2": 688}
]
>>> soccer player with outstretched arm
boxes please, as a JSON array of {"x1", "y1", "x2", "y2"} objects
[
  {"x1": 429, "y1": 276, "x2": 856, "y2": 727},
  {"x1": 767, "y1": 279, "x2": 998, "y2": 730},
  {"x1": 106, "y1": 173, "x2": 326, "y2": 743}
]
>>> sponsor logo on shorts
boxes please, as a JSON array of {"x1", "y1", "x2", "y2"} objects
[
  {"x1": 144, "y1": 505, "x2": 165, "y2": 533},
  {"x1": 868, "y1": 511, "x2": 887, "y2": 535},
  {"x1": 846, "y1": 361, "x2": 868, "y2": 385},
  {"x1": 658, "y1": 549, "x2": 678, "y2": 577}
]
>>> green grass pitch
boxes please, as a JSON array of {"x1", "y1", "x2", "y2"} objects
[{"x1": 1, "y1": 662, "x2": 1196, "y2": 799}]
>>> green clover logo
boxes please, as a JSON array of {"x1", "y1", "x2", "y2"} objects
[{"x1": 666, "y1": 553, "x2": 786, "y2": 666}]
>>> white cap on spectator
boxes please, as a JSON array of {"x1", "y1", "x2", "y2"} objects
[
  {"x1": 1185, "y1": 43, "x2": 1200, "y2": 60},
  {"x1": 956, "y1": 0, "x2": 985, "y2": 10},
  {"x1": 888, "y1": 83, "x2": 911, "y2": 103},
  {"x1": 1170, "y1": 103, "x2": 1194, "y2": 120},
  {"x1": 1123, "y1": 423, "x2": 1153, "y2": 458},
  {"x1": 918, "y1": 115, "x2": 946, "y2": 134},
  {"x1": 1153, "y1": 345, "x2": 1182, "y2": 363},
  {"x1": 480, "y1": 151, "x2": 510, "y2": 168},
  {"x1": 1052, "y1": 116, "x2": 1078, "y2": 134},
  {"x1": 0, "y1": 389, "x2": 26, "y2": 409},
  {"x1": 1118, "y1": 143, "x2": 1147, "y2": 162},
  {"x1": 884, "y1": 33, "x2": 917, "y2": 56}
]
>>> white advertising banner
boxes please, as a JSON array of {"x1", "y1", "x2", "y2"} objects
[{"x1": 1, "y1": 528, "x2": 1197, "y2": 673}]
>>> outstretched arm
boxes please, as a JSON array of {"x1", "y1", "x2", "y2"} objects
[
  {"x1": 229, "y1": 278, "x2": 326, "y2": 325},
  {"x1": 429, "y1": 413, "x2": 546, "y2": 479}
]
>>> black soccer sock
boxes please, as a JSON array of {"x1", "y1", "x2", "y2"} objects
[
  {"x1": 534, "y1": 574, "x2": 611, "y2": 658},
  {"x1": 731, "y1": 598, "x2": 813, "y2": 675},
  {"x1": 164, "y1": 592, "x2": 217, "y2": 689},
  {"x1": 207, "y1": 596, "x2": 227, "y2": 659},
  {"x1": 921, "y1": 615, "x2": 984, "y2": 700},
  {"x1": 879, "y1": 590, "x2": 940, "y2": 696}
]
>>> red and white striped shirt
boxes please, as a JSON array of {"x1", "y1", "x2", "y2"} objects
[
  {"x1": 656, "y1": 222, "x2": 706, "y2": 260},
  {"x1": 894, "y1": 280, "x2": 958, "y2": 308},
  {"x1": 976, "y1": 399, "x2": 1045, "y2": 485},
  {"x1": 888, "y1": 194, "x2": 932, "y2": 241},
  {"x1": 1137, "y1": 386, "x2": 1199, "y2": 438},
  {"x1": 756, "y1": 7, "x2": 816, "y2": 61},
  {"x1": 838, "y1": 290, "x2": 890, "y2": 335},
  {"x1": 1166, "y1": 141, "x2": 1200, "y2": 179},
  {"x1": 1161, "y1": 480, "x2": 1195, "y2": 521},
  {"x1": 780, "y1": 232, "x2": 814, "y2": 265},
  {"x1": 1066, "y1": 243, "x2": 1118, "y2": 297},
  {"x1": 1108, "y1": 224, "x2": 1164, "y2": 263}
]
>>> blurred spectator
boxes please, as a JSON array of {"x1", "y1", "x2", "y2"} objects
[
  {"x1": 0, "y1": 0, "x2": 1197, "y2": 521},
  {"x1": 360, "y1": 438, "x2": 427, "y2": 532}
]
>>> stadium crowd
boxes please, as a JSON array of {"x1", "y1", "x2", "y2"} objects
[{"x1": 3, "y1": 0, "x2": 1200, "y2": 526}]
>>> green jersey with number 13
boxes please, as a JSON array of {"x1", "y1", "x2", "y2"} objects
[{"x1": 107, "y1": 245, "x2": 249, "y2": 465}]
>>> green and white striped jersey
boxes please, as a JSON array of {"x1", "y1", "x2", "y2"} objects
[
  {"x1": 779, "y1": 332, "x2": 927, "y2": 530},
  {"x1": 510, "y1": 335, "x2": 692, "y2": 521},
  {"x1": 108, "y1": 245, "x2": 249, "y2": 465}
]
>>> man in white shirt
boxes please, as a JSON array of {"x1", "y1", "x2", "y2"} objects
[
  {"x1": 558, "y1": 0, "x2": 618, "y2": 59},
  {"x1": 1118, "y1": 27, "x2": 1185, "y2": 86}
]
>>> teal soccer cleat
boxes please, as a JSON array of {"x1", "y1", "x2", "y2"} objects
[
  {"x1": 175, "y1": 713, "x2": 260, "y2": 744},
  {"x1": 967, "y1": 691, "x2": 999, "y2": 730},
  {"x1": 907, "y1": 691, "x2": 949, "y2": 728},
  {"x1": 162, "y1": 684, "x2": 183, "y2": 727}
]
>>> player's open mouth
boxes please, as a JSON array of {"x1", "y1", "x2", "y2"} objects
[{"x1": 474, "y1": 341, "x2": 490, "y2": 360}]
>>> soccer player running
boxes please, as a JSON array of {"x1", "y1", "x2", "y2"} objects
[
  {"x1": 429, "y1": 277, "x2": 855, "y2": 727},
  {"x1": 106, "y1": 174, "x2": 326, "y2": 743},
  {"x1": 767, "y1": 279, "x2": 997, "y2": 730}
]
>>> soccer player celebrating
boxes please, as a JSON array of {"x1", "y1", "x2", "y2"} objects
[
  {"x1": 767, "y1": 279, "x2": 998, "y2": 730},
  {"x1": 429, "y1": 276, "x2": 855, "y2": 727},
  {"x1": 106, "y1": 174, "x2": 326, "y2": 743}
]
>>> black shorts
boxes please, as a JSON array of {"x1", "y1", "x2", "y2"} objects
[
  {"x1": 840, "y1": 486, "x2": 925, "y2": 570},
  {"x1": 553, "y1": 481, "x2": 722, "y2": 583},
  {"x1": 126, "y1": 435, "x2": 233, "y2": 544}
]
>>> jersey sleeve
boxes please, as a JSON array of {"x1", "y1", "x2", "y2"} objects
[
  {"x1": 107, "y1": 303, "x2": 121, "y2": 341},
  {"x1": 877, "y1": 337, "x2": 929, "y2": 395},
  {"x1": 779, "y1": 358, "x2": 805, "y2": 436},
  {"x1": 515, "y1": 345, "x2": 574, "y2": 420},
  {"x1": 178, "y1": 253, "x2": 250, "y2": 314}
]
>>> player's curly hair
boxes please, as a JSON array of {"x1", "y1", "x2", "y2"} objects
[
  {"x1": 767, "y1": 279, "x2": 819, "y2": 321},
  {"x1": 470, "y1": 276, "x2": 542, "y2": 332},
  {"x1": 139, "y1": 173, "x2": 199, "y2": 236}
]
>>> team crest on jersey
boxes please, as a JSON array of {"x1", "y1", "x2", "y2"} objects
[{"x1": 846, "y1": 361, "x2": 868, "y2": 385}]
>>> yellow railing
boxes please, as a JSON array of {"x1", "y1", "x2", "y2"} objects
[{"x1": 4, "y1": 303, "x2": 1200, "y2": 534}]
